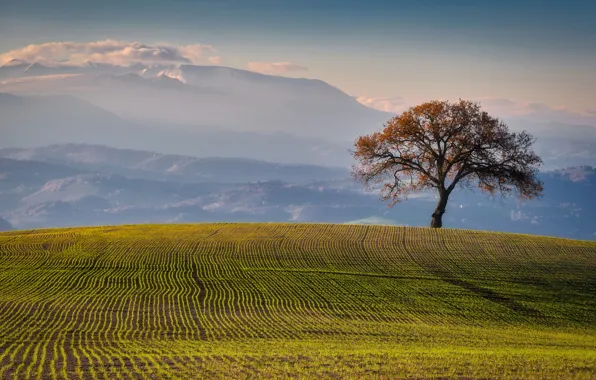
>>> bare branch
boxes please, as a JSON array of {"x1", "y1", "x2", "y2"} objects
[{"x1": 352, "y1": 99, "x2": 543, "y2": 227}]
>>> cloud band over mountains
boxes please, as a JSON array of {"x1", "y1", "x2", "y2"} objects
[
  {"x1": 0, "y1": 41, "x2": 305, "y2": 77},
  {"x1": 247, "y1": 62, "x2": 308, "y2": 75},
  {"x1": 0, "y1": 40, "x2": 220, "y2": 67}
]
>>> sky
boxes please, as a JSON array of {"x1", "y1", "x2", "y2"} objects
[{"x1": 1, "y1": 0, "x2": 595, "y2": 115}]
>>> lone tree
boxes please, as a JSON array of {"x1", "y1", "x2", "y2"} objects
[{"x1": 352, "y1": 99, "x2": 543, "y2": 228}]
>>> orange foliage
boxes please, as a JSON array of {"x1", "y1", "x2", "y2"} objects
[{"x1": 351, "y1": 99, "x2": 543, "y2": 227}]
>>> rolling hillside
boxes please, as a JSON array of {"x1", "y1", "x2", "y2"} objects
[{"x1": 0, "y1": 224, "x2": 594, "y2": 378}]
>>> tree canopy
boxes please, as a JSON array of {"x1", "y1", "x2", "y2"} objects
[{"x1": 352, "y1": 99, "x2": 543, "y2": 228}]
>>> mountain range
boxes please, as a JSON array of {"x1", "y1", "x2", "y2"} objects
[
  {"x1": 0, "y1": 91, "x2": 354, "y2": 166},
  {"x1": 0, "y1": 61, "x2": 389, "y2": 141},
  {"x1": 0, "y1": 144, "x2": 594, "y2": 240},
  {"x1": 0, "y1": 143, "x2": 348, "y2": 183},
  {"x1": 1, "y1": 60, "x2": 595, "y2": 238},
  {"x1": 2, "y1": 61, "x2": 596, "y2": 168}
]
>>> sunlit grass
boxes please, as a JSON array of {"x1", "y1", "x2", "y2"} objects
[{"x1": 0, "y1": 223, "x2": 594, "y2": 378}]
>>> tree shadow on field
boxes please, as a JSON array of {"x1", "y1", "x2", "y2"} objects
[{"x1": 424, "y1": 263, "x2": 544, "y2": 319}]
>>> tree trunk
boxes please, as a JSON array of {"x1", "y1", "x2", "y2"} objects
[{"x1": 430, "y1": 189, "x2": 450, "y2": 228}]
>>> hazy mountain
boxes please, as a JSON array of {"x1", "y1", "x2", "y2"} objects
[
  {"x1": 0, "y1": 148, "x2": 594, "y2": 239},
  {"x1": 0, "y1": 144, "x2": 350, "y2": 183},
  {"x1": 0, "y1": 63, "x2": 390, "y2": 142},
  {"x1": 507, "y1": 119, "x2": 596, "y2": 168},
  {"x1": 0, "y1": 92, "x2": 145, "y2": 147},
  {"x1": 0, "y1": 157, "x2": 86, "y2": 212},
  {"x1": 2, "y1": 61, "x2": 596, "y2": 168},
  {"x1": 0, "y1": 93, "x2": 352, "y2": 166},
  {"x1": 0, "y1": 217, "x2": 11, "y2": 231}
]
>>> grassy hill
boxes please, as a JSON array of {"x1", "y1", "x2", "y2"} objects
[{"x1": 0, "y1": 223, "x2": 594, "y2": 379}]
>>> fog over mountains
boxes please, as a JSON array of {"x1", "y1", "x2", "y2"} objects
[
  {"x1": 0, "y1": 144, "x2": 594, "y2": 239},
  {"x1": 2, "y1": 61, "x2": 596, "y2": 168},
  {"x1": 0, "y1": 144, "x2": 349, "y2": 184},
  {"x1": 1, "y1": 60, "x2": 595, "y2": 239},
  {"x1": 0, "y1": 61, "x2": 388, "y2": 141}
]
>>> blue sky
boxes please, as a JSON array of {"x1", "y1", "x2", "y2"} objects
[{"x1": 1, "y1": 0, "x2": 595, "y2": 114}]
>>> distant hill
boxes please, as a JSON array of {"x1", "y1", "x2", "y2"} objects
[
  {"x1": 0, "y1": 217, "x2": 11, "y2": 231},
  {"x1": 0, "y1": 92, "x2": 145, "y2": 148},
  {"x1": 507, "y1": 119, "x2": 596, "y2": 168},
  {"x1": 0, "y1": 223, "x2": 594, "y2": 377},
  {"x1": 0, "y1": 63, "x2": 391, "y2": 142},
  {"x1": 0, "y1": 145, "x2": 594, "y2": 239},
  {"x1": 0, "y1": 143, "x2": 350, "y2": 183},
  {"x1": 2, "y1": 61, "x2": 596, "y2": 168},
  {"x1": 0, "y1": 93, "x2": 352, "y2": 166}
]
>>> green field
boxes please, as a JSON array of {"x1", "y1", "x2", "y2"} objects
[{"x1": 0, "y1": 223, "x2": 594, "y2": 379}]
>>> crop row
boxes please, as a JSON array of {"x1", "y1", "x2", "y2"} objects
[{"x1": 0, "y1": 223, "x2": 594, "y2": 378}]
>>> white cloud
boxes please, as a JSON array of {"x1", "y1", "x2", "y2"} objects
[
  {"x1": 156, "y1": 67, "x2": 186, "y2": 83},
  {"x1": 207, "y1": 56, "x2": 222, "y2": 65},
  {"x1": 247, "y1": 61, "x2": 308, "y2": 75},
  {"x1": 177, "y1": 44, "x2": 218, "y2": 65},
  {"x1": 479, "y1": 98, "x2": 564, "y2": 117},
  {"x1": 0, "y1": 40, "x2": 218, "y2": 67},
  {"x1": 356, "y1": 95, "x2": 596, "y2": 125},
  {"x1": 478, "y1": 97, "x2": 596, "y2": 125},
  {"x1": 355, "y1": 96, "x2": 407, "y2": 114}
]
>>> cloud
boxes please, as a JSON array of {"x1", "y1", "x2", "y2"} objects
[
  {"x1": 355, "y1": 96, "x2": 407, "y2": 114},
  {"x1": 510, "y1": 210, "x2": 540, "y2": 225},
  {"x1": 247, "y1": 61, "x2": 308, "y2": 75},
  {"x1": 479, "y1": 98, "x2": 566, "y2": 118},
  {"x1": 478, "y1": 98, "x2": 596, "y2": 125},
  {"x1": 156, "y1": 67, "x2": 186, "y2": 83},
  {"x1": 0, "y1": 40, "x2": 219, "y2": 67},
  {"x1": 357, "y1": 95, "x2": 596, "y2": 125},
  {"x1": 207, "y1": 56, "x2": 222, "y2": 65}
]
